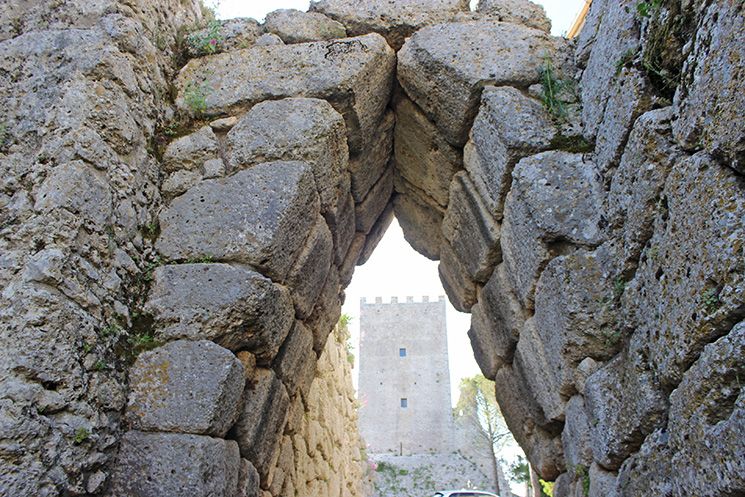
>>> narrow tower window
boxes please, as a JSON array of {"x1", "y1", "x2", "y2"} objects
[
  {"x1": 399, "y1": 347, "x2": 407, "y2": 357},
  {"x1": 400, "y1": 398, "x2": 408, "y2": 408}
]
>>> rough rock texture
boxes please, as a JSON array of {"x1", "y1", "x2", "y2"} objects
[
  {"x1": 264, "y1": 9, "x2": 347, "y2": 44},
  {"x1": 309, "y1": 0, "x2": 470, "y2": 50},
  {"x1": 126, "y1": 340, "x2": 245, "y2": 437},
  {"x1": 476, "y1": 0, "x2": 552, "y2": 33}
]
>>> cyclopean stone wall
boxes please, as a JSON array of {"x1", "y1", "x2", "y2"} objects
[{"x1": 0, "y1": 0, "x2": 743, "y2": 496}]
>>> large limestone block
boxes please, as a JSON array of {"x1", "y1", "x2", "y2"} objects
[
  {"x1": 286, "y1": 217, "x2": 334, "y2": 319},
  {"x1": 355, "y1": 165, "x2": 393, "y2": 234},
  {"x1": 273, "y1": 322, "x2": 317, "y2": 398},
  {"x1": 579, "y1": 0, "x2": 639, "y2": 139},
  {"x1": 561, "y1": 396, "x2": 593, "y2": 471},
  {"x1": 34, "y1": 161, "x2": 112, "y2": 226},
  {"x1": 442, "y1": 171, "x2": 501, "y2": 283},
  {"x1": 238, "y1": 459, "x2": 262, "y2": 497},
  {"x1": 475, "y1": 0, "x2": 551, "y2": 32},
  {"x1": 309, "y1": 0, "x2": 469, "y2": 50},
  {"x1": 307, "y1": 266, "x2": 343, "y2": 353},
  {"x1": 339, "y1": 233, "x2": 366, "y2": 286},
  {"x1": 230, "y1": 368, "x2": 291, "y2": 480},
  {"x1": 614, "y1": 429, "x2": 673, "y2": 497},
  {"x1": 514, "y1": 319, "x2": 566, "y2": 422},
  {"x1": 157, "y1": 161, "x2": 320, "y2": 281},
  {"x1": 225, "y1": 98, "x2": 349, "y2": 213},
  {"x1": 162, "y1": 126, "x2": 219, "y2": 173},
  {"x1": 673, "y1": 1, "x2": 745, "y2": 173},
  {"x1": 465, "y1": 86, "x2": 556, "y2": 216},
  {"x1": 398, "y1": 20, "x2": 570, "y2": 146},
  {"x1": 393, "y1": 176, "x2": 445, "y2": 260},
  {"x1": 145, "y1": 264, "x2": 294, "y2": 359},
  {"x1": 500, "y1": 151, "x2": 604, "y2": 309},
  {"x1": 175, "y1": 34, "x2": 395, "y2": 154},
  {"x1": 126, "y1": 340, "x2": 245, "y2": 437},
  {"x1": 327, "y1": 191, "x2": 356, "y2": 266},
  {"x1": 468, "y1": 264, "x2": 526, "y2": 379},
  {"x1": 438, "y1": 241, "x2": 477, "y2": 312},
  {"x1": 185, "y1": 18, "x2": 263, "y2": 57},
  {"x1": 604, "y1": 107, "x2": 681, "y2": 275},
  {"x1": 358, "y1": 203, "x2": 394, "y2": 265},
  {"x1": 494, "y1": 365, "x2": 564, "y2": 480},
  {"x1": 532, "y1": 251, "x2": 619, "y2": 399},
  {"x1": 584, "y1": 346, "x2": 667, "y2": 470},
  {"x1": 623, "y1": 152, "x2": 745, "y2": 388},
  {"x1": 110, "y1": 431, "x2": 240, "y2": 497},
  {"x1": 264, "y1": 9, "x2": 347, "y2": 44},
  {"x1": 593, "y1": 68, "x2": 653, "y2": 175},
  {"x1": 348, "y1": 110, "x2": 395, "y2": 203},
  {"x1": 667, "y1": 321, "x2": 745, "y2": 496},
  {"x1": 393, "y1": 92, "x2": 462, "y2": 208}
]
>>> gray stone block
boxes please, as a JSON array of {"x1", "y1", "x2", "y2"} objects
[
  {"x1": 145, "y1": 264, "x2": 294, "y2": 358},
  {"x1": 475, "y1": 0, "x2": 551, "y2": 32},
  {"x1": 175, "y1": 34, "x2": 395, "y2": 154},
  {"x1": 126, "y1": 340, "x2": 245, "y2": 437},
  {"x1": 307, "y1": 266, "x2": 343, "y2": 353},
  {"x1": 272, "y1": 321, "x2": 317, "y2": 398},
  {"x1": 157, "y1": 161, "x2": 320, "y2": 281},
  {"x1": 398, "y1": 20, "x2": 570, "y2": 146},
  {"x1": 264, "y1": 9, "x2": 347, "y2": 44},
  {"x1": 286, "y1": 217, "x2": 333, "y2": 319},
  {"x1": 340, "y1": 232, "x2": 366, "y2": 287},
  {"x1": 358, "y1": 203, "x2": 394, "y2": 266},
  {"x1": 226, "y1": 98, "x2": 349, "y2": 213},
  {"x1": 349, "y1": 110, "x2": 394, "y2": 203},
  {"x1": 355, "y1": 165, "x2": 393, "y2": 234},
  {"x1": 393, "y1": 175, "x2": 445, "y2": 261},
  {"x1": 561, "y1": 396, "x2": 593, "y2": 471},
  {"x1": 438, "y1": 240, "x2": 476, "y2": 313},
  {"x1": 309, "y1": 0, "x2": 469, "y2": 50},
  {"x1": 34, "y1": 161, "x2": 112, "y2": 226},
  {"x1": 162, "y1": 125, "x2": 219, "y2": 173},
  {"x1": 110, "y1": 431, "x2": 240, "y2": 497},
  {"x1": 327, "y1": 191, "x2": 356, "y2": 266},
  {"x1": 393, "y1": 92, "x2": 462, "y2": 207},
  {"x1": 230, "y1": 368, "x2": 291, "y2": 481},
  {"x1": 465, "y1": 86, "x2": 555, "y2": 216},
  {"x1": 442, "y1": 171, "x2": 501, "y2": 283},
  {"x1": 238, "y1": 459, "x2": 262, "y2": 497}
]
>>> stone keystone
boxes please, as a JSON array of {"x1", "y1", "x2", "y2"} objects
[
  {"x1": 156, "y1": 161, "x2": 320, "y2": 282},
  {"x1": 398, "y1": 20, "x2": 570, "y2": 146},
  {"x1": 126, "y1": 340, "x2": 245, "y2": 437},
  {"x1": 175, "y1": 34, "x2": 395, "y2": 154}
]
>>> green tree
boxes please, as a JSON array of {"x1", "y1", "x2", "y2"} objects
[{"x1": 455, "y1": 375, "x2": 514, "y2": 496}]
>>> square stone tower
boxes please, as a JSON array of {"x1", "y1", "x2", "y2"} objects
[{"x1": 358, "y1": 296, "x2": 453, "y2": 455}]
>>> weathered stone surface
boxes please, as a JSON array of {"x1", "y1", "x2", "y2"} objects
[
  {"x1": 226, "y1": 98, "x2": 348, "y2": 213},
  {"x1": 501, "y1": 151, "x2": 604, "y2": 309},
  {"x1": 34, "y1": 161, "x2": 112, "y2": 226},
  {"x1": 340, "y1": 233, "x2": 366, "y2": 287},
  {"x1": 145, "y1": 263, "x2": 294, "y2": 358},
  {"x1": 230, "y1": 368, "x2": 291, "y2": 480},
  {"x1": 604, "y1": 107, "x2": 681, "y2": 275},
  {"x1": 176, "y1": 34, "x2": 395, "y2": 154},
  {"x1": 286, "y1": 218, "x2": 333, "y2": 319},
  {"x1": 273, "y1": 322, "x2": 317, "y2": 398},
  {"x1": 186, "y1": 18, "x2": 262, "y2": 57},
  {"x1": 157, "y1": 161, "x2": 320, "y2": 281},
  {"x1": 667, "y1": 320, "x2": 745, "y2": 496},
  {"x1": 393, "y1": 176, "x2": 445, "y2": 260},
  {"x1": 254, "y1": 33, "x2": 285, "y2": 46},
  {"x1": 438, "y1": 241, "x2": 477, "y2": 313},
  {"x1": 469, "y1": 264, "x2": 526, "y2": 379},
  {"x1": 589, "y1": 463, "x2": 618, "y2": 497},
  {"x1": 593, "y1": 68, "x2": 653, "y2": 175},
  {"x1": 561, "y1": 396, "x2": 593, "y2": 471},
  {"x1": 238, "y1": 459, "x2": 262, "y2": 497},
  {"x1": 210, "y1": 116, "x2": 239, "y2": 132},
  {"x1": 358, "y1": 203, "x2": 394, "y2": 266},
  {"x1": 110, "y1": 431, "x2": 241, "y2": 497},
  {"x1": 573, "y1": 0, "x2": 606, "y2": 68},
  {"x1": 264, "y1": 9, "x2": 347, "y2": 44},
  {"x1": 465, "y1": 86, "x2": 556, "y2": 215},
  {"x1": 309, "y1": 0, "x2": 469, "y2": 50},
  {"x1": 532, "y1": 251, "x2": 619, "y2": 399},
  {"x1": 673, "y1": 1, "x2": 745, "y2": 173},
  {"x1": 355, "y1": 166, "x2": 393, "y2": 234},
  {"x1": 514, "y1": 318, "x2": 566, "y2": 422},
  {"x1": 494, "y1": 365, "x2": 564, "y2": 480},
  {"x1": 584, "y1": 347, "x2": 667, "y2": 470},
  {"x1": 398, "y1": 20, "x2": 570, "y2": 146},
  {"x1": 162, "y1": 126, "x2": 219, "y2": 173},
  {"x1": 348, "y1": 110, "x2": 394, "y2": 203},
  {"x1": 442, "y1": 171, "x2": 501, "y2": 283},
  {"x1": 126, "y1": 340, "x2": 244, "y2": 436},
  {"x1": 476, "y1": 0, "x2": 551, "y2": 33},
  {"x1": 579, "y1": 0, "x2": 639, "y2": 139},
  {"x1": 162, "y1": 169, "x2": 202, "y2": 198},
  {"x1": 327, "y1": 191, "x2": 356, "y2": 266},
  {"x1": 624, "y1": 152, "x2": 745, "y2": 388},
  {"x1": 393, "y1": 92, "x2": 462, "y2": 207},
  {"x1": 615, "y1": 429, "x2": 673, "y2": 497}
]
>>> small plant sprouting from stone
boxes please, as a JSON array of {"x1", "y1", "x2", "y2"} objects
[
  {"x1": 702, "y1": 288, "x2": 721, "y2": 314},
  {"x1": 574, "y1": 464, "x2": 591, "y2": 496},
  {"x1": 187, "y1": 19, "x2": 223, "y2": 56},
  {"x1": 82, "y1": 342, "x2": 93, "y2": 354},
  {"x1": 539, "y1": 58, "x2": 567, "y2": 120},
  {"x1": 129, "y1": 331, "x2": 160, "y2": 353},
  {"x1": 142, "y1": 221, "x2": 159, "y2": 240},
  {"x1": 93, "y1": 360, "x2": 108, "y2": 372},
  {"x1": 73, "y1": 427, "x2": 90, "y2": 445},
  {"x1": 100, "y1": 323, "x2": 122, "y2": 338},
  {"x1": 615, "y1": 48, "x2": 637, "y2": 75},
  {"x1": 183, "y1": 80, "x2": 210, "y2": 115},
  {"x1": 613, "y1": 277, "x2": 627, "y2": 301},
  {"x1": 0, "y1": 122, "x2": 8, "y2": 150},
  {"x1": 636, "y1": 0, "x2": 663, "y2": 18}
]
